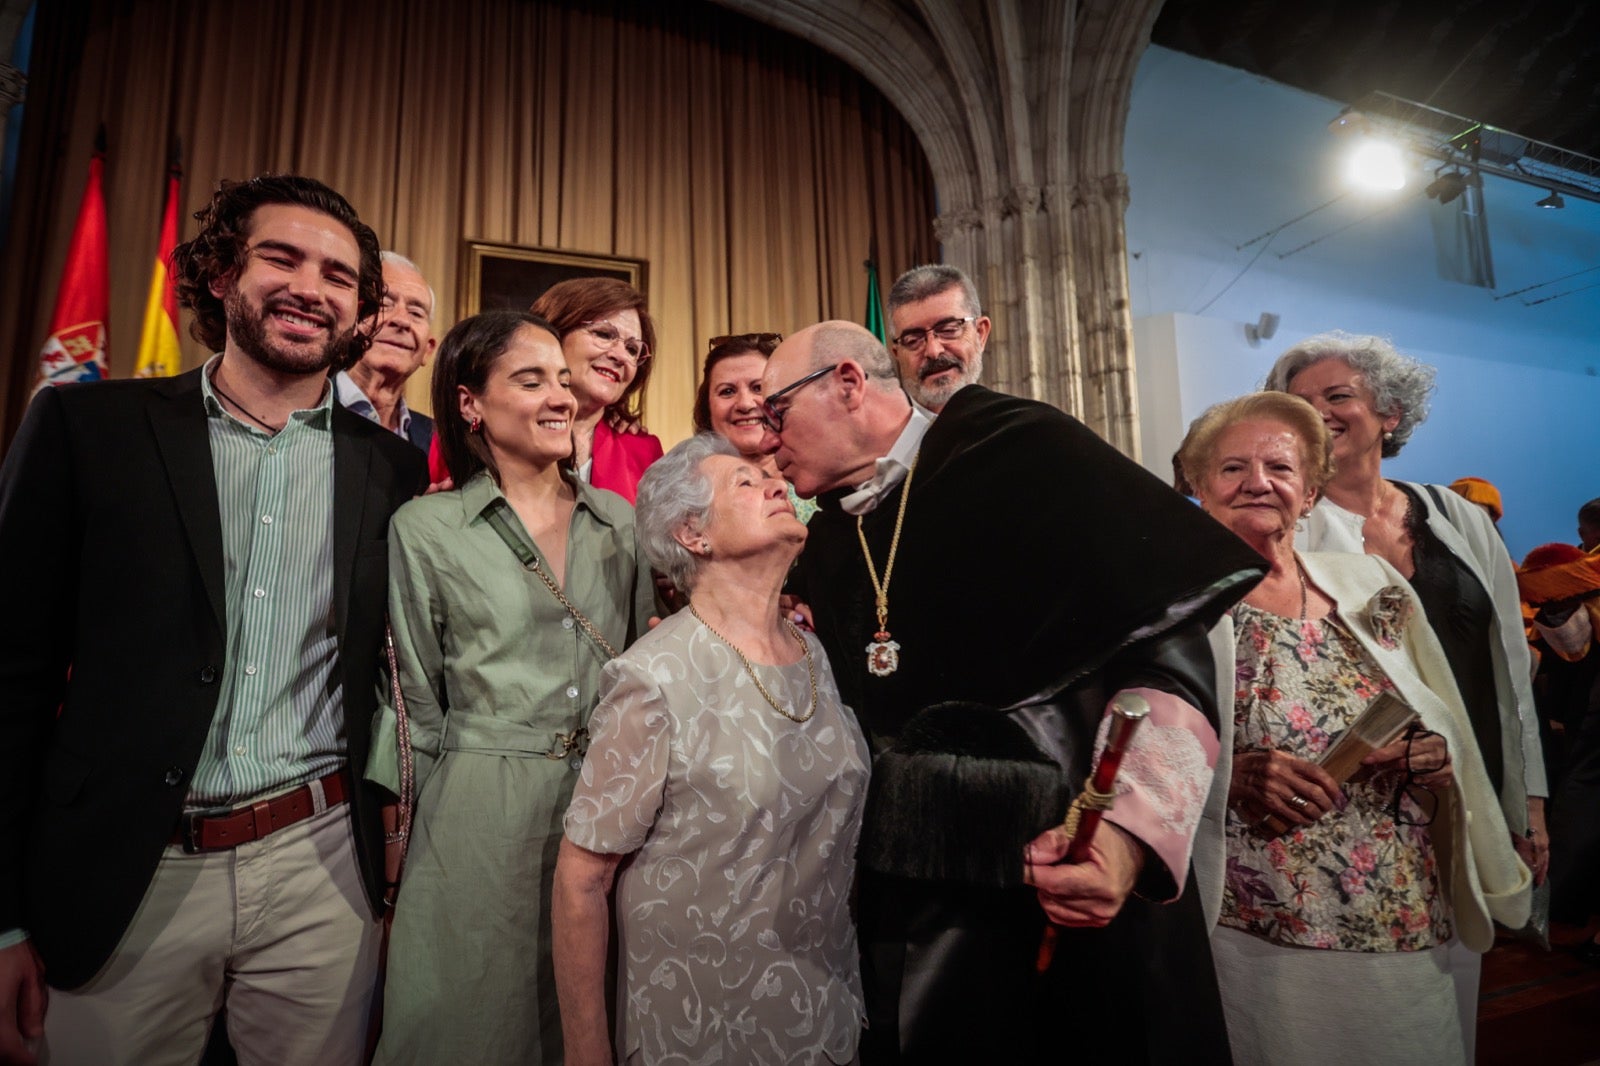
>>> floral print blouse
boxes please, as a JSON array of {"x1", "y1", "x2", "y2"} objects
[{"x1": 1220, "y1": 602, "x2": 1452, "y2": 952}]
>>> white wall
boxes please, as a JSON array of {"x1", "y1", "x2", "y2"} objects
[
  {"x1": 1134, "y1": 310, "x2": 1600, "y2": 559},
  {"x1": 1124, "y1": 46, "x2": 1600, "y2": 562}
]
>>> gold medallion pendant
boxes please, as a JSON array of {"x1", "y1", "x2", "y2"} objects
[
  {"x1": 865, "y1": 633, "x2": 901, "y2": 676},
  {"x1": 855, "y1": 456, "x2": 916, "y2": 680}
]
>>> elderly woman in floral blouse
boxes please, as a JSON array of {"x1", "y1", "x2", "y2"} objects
[{"x1": 1177, "y1": 393, "x2": 1529, "y2": 1065}]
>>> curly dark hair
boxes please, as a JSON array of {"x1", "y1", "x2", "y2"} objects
[
  {"x1": 532, "y1": 277, "x2": 656, "y2": 430},
  {"x1": 171, "y1": 175, "x2": 383, "y2": 368}
]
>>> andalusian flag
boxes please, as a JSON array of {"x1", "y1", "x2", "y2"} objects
[
  {"x1": 134, "y1": 149, "x2": 182, "y2": 378},
  {"x1": 35, "y1": 129, "x2": 110, "y2": 388},
  {"x1": 864, "y1": 258, "x2": 887, "y2": 345}
]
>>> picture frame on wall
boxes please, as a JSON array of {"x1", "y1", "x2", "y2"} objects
[{"x1": 457, "y1": 240, "x2": 650, "y2": 321}]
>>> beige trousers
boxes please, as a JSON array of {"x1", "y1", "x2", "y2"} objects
[{"x1": 41, "y1": 800, "x2": 382, "y2": 1066}]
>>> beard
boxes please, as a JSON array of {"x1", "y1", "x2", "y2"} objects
[
  {"x1": 912, "y1": 354, "x2": 974, "y2": 409},
  {"x1": 224, "y1": 286, "x2": 355, "y2": 376}
]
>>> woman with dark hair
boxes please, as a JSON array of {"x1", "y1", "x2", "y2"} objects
[
  {"x1": 532, "y1": 277, "x2": 662, "y2": 504},
  {"x1": 368, "y1": 310, "x2": 655, "y2": 1065},
  {"x1": 693, "y1": 331, "x2": 817, "y2": 522}
]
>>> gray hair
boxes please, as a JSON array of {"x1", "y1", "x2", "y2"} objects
[
  {"x1": 887, "y1": 264, "x2": 982, "y2": 319},
  {"x1": 1262, "y1": 331, "x2": 1436, "y2": 458},
  {"x1": 380, "y1": 250, "x2": 437, "y2": 320},
  {"x1": 635, "y1": 433, "x2": 741, "y2": 595},
  {"x1": 810, "y1": 322, "x2": 900, "y2": 390}
]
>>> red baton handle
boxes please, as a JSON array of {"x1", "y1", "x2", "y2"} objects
[{"x1": 1034, "y1": 693, "x2": 1151, "y2": 973}]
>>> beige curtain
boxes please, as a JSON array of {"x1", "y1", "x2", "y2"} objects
[{"x1": 1, "y1": 0, "x2": 936, "y2": 446}]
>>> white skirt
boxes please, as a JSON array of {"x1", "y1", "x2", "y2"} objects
[{"x1": 1210, "y1": 925, "x2": 1467, "y2": 1066}]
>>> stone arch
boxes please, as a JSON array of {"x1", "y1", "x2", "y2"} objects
[{"x1": 713, "y1": 0, "x2": 1162, "y2": 455}]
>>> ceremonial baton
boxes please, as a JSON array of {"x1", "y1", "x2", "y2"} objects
[{"x1": 1034, "y1": 692, "x2": 1151, "y2": 974}]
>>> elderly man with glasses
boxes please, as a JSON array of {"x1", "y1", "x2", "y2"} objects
[{"x1": 757, "y1": 320, "x2": 1266, "y2": 1064}]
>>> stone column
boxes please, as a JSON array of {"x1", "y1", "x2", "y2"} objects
[{"x1": 1070, "y1": 170, "x2": 1140, "y2": 457}]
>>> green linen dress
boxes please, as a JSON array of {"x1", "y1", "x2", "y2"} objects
[{"x1": 368, "y1": 471, "x2": 655, "y2": 1066}]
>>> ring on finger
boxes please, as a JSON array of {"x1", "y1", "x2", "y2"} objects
[{"x1": 1289, "y1": 795, "x2": 1309, "y2": 809}]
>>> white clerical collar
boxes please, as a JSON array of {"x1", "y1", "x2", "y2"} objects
[
  {"x1": 840, "y1": 405, "x2": 932, "y2": 515},
  {"x1": 335, "y1": 370, "x2": 412, "y2": 439}
]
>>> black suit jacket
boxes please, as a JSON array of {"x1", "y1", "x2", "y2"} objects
[
  {"x1": 0, "y1": 369, "x2": 425, "y2": 989},
  {"x1": 404, "y1": 409, "x2": 434, "y2": 454}
]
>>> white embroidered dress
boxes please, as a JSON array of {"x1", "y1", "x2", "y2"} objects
[{"x1": 564, "y1": 609, "x2": 870, "y2": 1065}]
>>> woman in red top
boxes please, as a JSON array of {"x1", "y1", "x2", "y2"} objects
[{"x1": 532, "y1": 277, "x2": 662, "y2": 503}]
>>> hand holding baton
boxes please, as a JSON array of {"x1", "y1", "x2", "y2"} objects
[{"x1": 1034, "y1": 692, "x2": 1151, "y2": 973}]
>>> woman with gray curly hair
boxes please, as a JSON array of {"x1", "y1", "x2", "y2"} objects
[
  {"x1": 551, "y1": 433, "x2": 869, "y2": 1066},
  {"x1": 1265, "y1": 333, "x2": 1548, "y2": 1051}
]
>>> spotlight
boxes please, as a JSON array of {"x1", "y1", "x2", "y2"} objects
[
  {"x1": 1426, "y1": 171, "x2": 1469, "y2": 205},
  {"x1": 1535, "y1": 189, "x2": 1565, "y2": 209},
  {"x1": 1244, "y1": 312, "x2": 1280, "y2": 348},
  {"x1": 1346, "y1": 140, "x2": 1406, "y2": 191}
]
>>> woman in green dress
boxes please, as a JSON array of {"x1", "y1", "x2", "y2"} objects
[{"x1": 369, "y1": 310, "x2": 655, "y2": 1065}]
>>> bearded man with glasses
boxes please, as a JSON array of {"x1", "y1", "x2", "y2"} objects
[
  {"x1": 758, "y1": 319, "x2": 1267, "y2": 1064},
  {"x1": 886, "y1": 264, "x2": 991, "y2": 413}
]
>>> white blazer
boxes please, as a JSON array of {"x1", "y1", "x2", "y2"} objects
[
  {"x1": 1299, "y1": 483, "x2": 1546, "y2": 832},
  {"x1": 1193, "y1": 551, "x2": 1532, "y2": 953}
]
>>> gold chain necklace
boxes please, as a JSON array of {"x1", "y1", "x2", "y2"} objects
[
  {"x1": 688, "y1": 605, "x2": 818, "y2": 723},
  {"x1": 855, "y1": 457, "x2": 916, "y2": 677}
]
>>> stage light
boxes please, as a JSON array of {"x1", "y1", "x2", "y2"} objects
[
  {"x1": 1346, "y1": 139, "x2": 1406, "y2": 191},
  {"x1": 1535, "y1": 189, "x2": 1565, "y2": 209},
  {"x1": 1426, "y1": 170, "x2": 1469, "y2": 204}
]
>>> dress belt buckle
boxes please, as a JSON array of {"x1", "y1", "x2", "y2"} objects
[
  {"x1": 179, "y1": 805, "x2": 236, "y2": 853},
  {"x1": 544, "y1": 727, "x2": 591, "y2": 770}
]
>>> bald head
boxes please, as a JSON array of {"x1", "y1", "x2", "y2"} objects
[
  {"x1": 783, "y1": 320, "x2": 900, "y2": 383},
  {"x1": 760, "y1": 320, "x2": 912, "y2": 498}
]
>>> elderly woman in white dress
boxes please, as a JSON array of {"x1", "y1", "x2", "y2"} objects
[
  {"x1": 1178, "y1": 392, "x2": 1530, "y2": 1065},
  {"x1": 552, "y1": 433, "x2": 870, "y2": 1066}
]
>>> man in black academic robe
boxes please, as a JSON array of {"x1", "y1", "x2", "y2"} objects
[{"x1": 760, "y1": 320, "x2": 1265, "y2": 1064}]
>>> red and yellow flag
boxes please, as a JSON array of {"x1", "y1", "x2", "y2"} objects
[
  {"x1": 36, "y1": 141, "x2": 111, "y2": 389},
  {"x1": 134, "y1": 157, "x2": 183, "y2": 378}
]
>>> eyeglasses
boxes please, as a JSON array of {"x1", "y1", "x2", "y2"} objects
[
  {"x1": 580, "y1": 322, "x2": 651, "y2": 365},
  {"x1": 759, "y1": 363, "x2": 839, "y2": 433},
  {"x1": 892, "y1": 316, "x2": 975, "y2": 352},
  {"x1": 1387, "y1": 727, "x2": 1444, "y2": 828},
  {"x1": 709, "y1": 332, "x2": 783, "y2": 355}
]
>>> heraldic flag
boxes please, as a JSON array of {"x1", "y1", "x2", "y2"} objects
[
  {"x1": 135, "y1": 150, "x2": 182, "y2": 378},
  {"x1": 36, "y1": 132, "x2": 111, "y2": 388}
]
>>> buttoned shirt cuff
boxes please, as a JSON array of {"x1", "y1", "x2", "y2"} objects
[
  {"x1": 0, "y1": 928, "x2": 28, "y2": 951},
  {"x1": 1096, "y1": 687, "x2": 1219, "y2": 902}
]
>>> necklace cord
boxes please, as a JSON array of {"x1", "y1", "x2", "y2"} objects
[{"x1": 689, "y1": 604, "x2": 818, "y2": 723}]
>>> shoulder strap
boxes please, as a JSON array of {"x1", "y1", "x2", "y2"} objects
[
  {"x1": 481, "y1": 497, "x2": 619, "y2": 660},
  {"x1": 1421, "y1": 482, "x2": 1450, "y2": 518},
  {"x1": 383, "y1": 621, "x2": 415, "y2": 882}
]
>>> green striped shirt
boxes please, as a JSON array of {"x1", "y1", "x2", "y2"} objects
[{"x1": 188, "y1": 355, "x2": 344, "y2": 805}]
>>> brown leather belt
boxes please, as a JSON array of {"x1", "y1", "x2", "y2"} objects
[{"x1": 172, "y1": 771, "x2": 348, "y2": 853}]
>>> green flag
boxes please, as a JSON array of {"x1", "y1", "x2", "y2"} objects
[{"x1": 864, "y1": 259, "x2": 888, "y2": 344}]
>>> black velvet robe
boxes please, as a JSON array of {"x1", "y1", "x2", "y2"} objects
[{"x1": 791, "y1": 385, "x2": 1266, "y2": 1064}]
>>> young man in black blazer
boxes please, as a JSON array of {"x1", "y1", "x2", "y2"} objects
[{"x1": 0, "y1": 174, "x2": 425, "y2": 1065}]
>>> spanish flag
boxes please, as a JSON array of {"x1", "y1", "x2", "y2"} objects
[
  {"x1": 35, "y1": 129, "x2": 110, "y2": 389},
  {"x1": 134, "y1": 149, "x2": 182, "y2": 379}
]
